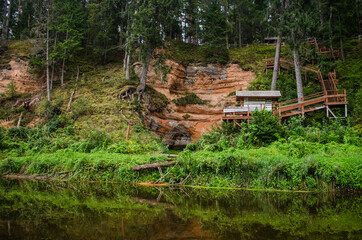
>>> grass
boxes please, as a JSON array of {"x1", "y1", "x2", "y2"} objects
[
  {"x1": 0, "y1": 152, "x2": 168, "y2": 182},
  {"x1": 1, "y1": 140, "x2": 361, "y2": 191},
  {"x1": 176, "y1": 142, "x2": 362, "y2": 190}
]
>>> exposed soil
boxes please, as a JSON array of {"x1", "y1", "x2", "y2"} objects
[{"x1": 0, "y1": 56, "x2": 42, "y2": 94}]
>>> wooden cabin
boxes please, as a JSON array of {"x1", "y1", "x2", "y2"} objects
[{"x1": 223, "y1": 91, "x2": 281, "y2": 120}]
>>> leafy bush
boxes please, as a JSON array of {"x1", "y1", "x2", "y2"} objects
[
  {"x1": 248, "y1": 110, "x2": 284, "y2": 146},
  {"x1": 173, "y1": 93, "x2": 207, "y2": 106}
]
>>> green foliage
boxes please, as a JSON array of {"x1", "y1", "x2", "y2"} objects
[
  {"x1": 248, "y1": 110, "x2": 284, "y2": 146},
  {"x1": 145, "y1": 86, "x2": 169, "y2": 112},
  {"x1": 172, "y1": 93, "x2": 207, "y2": 106},
  {"x1": 177, "y1": 142, "x2": 362, "y2": 190},
  {"x1": 71, "y1": 98, "x2": 93, "y2": 119},
  {"x1": 182, "y1": 114, "x2": 191, "y2": 119},
  {"x1": 71, "y1": 129, "x2": 112, "y2": 153},
  {"x1": 0, "y1": 158, "x2": 25, "y2": 173},
  {"x1": 5, "y1": 80, "x2": 19, "y2": 99},
  {"x1": 165, "y1": 39, "x2": 229, "y2": 65},
  {"x1": 229, "y1": 43, "x2": 279, "y2": 71},
  {"x1": 336, "y1": 40, "x2": 362, "y2": 124}
]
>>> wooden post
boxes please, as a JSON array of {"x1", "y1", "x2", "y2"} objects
[
  {"x1": 265, "y1": 56, "x2": 267, "y2": 73},
  {"x1": 278, "y1": 103, "x2": 281, "y2": 124},
  {"x1": 301, "y1": 97, "x2": 304, "y2": 117},
  {"x1": 247, "y1": 104, "x2": 250, "y2": 126},
  {"x1": 121, "y1": 218, "x2": 125, "y2": 240},
  {"x1": 326, "y1": 106, "x2": 329, "y2": 119},
  {"x1": 126, "y1": 123, "x2": 131, "y2": 141},
  {"x1": 345, "y1": 104, "x2": 348, "y2": 118}
]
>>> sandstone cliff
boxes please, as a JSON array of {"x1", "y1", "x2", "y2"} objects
[{"x1": 142, "y1": 60, "x2": 255, "y2": 146}]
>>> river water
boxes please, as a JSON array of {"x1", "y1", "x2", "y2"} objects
[{"x1": 0, "y1": 179, "x2": 361, "y2": 240}]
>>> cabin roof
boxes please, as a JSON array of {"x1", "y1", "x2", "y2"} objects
[{"x1": 236, "y1": 91, "x2": 281, "y2": 98}]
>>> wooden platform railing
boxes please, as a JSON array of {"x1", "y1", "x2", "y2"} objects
[
  {"x1": 279, "y1": 92, "x2": 324, "y2": 106},
  {"x1": 275, "y1": 90, "x2": 347, "y2": 118}
]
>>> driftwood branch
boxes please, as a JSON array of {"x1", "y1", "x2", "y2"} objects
[
  {"x1": 16, "y1": 112, "x2": 23, "y2": 128},
  {"x1": 66, "y1": 89, "x2": 76, "y2": 112},
  {"x1": 132, "y1": 161, "x2": 176, "y2": 171}
]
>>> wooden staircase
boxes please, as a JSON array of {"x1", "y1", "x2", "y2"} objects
[
  {"x1": 263, "y1": 38, "x2": 347, "y2": 120},
  {"x1": 275, "y1": 90, "x2": 347, "y2": 119}
]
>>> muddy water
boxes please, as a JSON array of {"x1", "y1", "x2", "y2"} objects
[{"x1": 0, "y1": 179, "x2": 361, "y2": 240}]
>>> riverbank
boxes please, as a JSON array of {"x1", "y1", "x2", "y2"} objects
[{"x1": 1, "y1": 141, "x2": 361, "y2": 191}]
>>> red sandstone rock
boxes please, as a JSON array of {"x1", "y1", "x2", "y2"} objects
[{"x1": 143, "y1": 59, "x2": 255, "y2": 144}]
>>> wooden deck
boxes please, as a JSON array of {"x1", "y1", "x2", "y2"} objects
[{"x1": 222, "y1": 90, "x2": 347, "y2": 120}]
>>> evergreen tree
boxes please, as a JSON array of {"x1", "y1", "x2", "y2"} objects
[{"x1": 51, "y1": 0, "x2": 86, "y2": 87}]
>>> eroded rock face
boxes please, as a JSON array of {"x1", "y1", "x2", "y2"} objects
[
  {"x1": 0, "y1": 56, "x2": 41, "y2": 94},
  {"x1": 144, "y1": 60, "x2": 255, "y2": 146}
]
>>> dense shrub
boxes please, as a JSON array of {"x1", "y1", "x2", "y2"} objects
[
  {"x1": 173, "y1": 93, "x2": 207, "y2": 106},
  {"x1": 248, "y1": 110, "x2": 284, "y2": 146}
]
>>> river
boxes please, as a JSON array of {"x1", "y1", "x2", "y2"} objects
[{"x1": 0, "y1": 179, "x2": 361, "y2": 239}]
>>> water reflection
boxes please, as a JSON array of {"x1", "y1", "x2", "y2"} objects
[{"x1": 0, "y1": 179, "x2": 361, "y2": 240}]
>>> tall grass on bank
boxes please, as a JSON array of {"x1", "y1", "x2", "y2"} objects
[
  {"x1": 0, "y1": 142, "x2": 360, "y2": 190},
  {"x1": 175, "y1": 142, "x2": 361, "y2": 190}
]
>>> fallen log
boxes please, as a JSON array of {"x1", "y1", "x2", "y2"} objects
[{"x1": 132, "y1": 161, "x2": 176, "y2": 171}]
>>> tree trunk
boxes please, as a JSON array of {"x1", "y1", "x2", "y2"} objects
[
  {"x1": 123, "y1": 46, "x2": 127, "y2": 71},
  {"x1": 293, "y1": 47, "x2": 303, "y2": 102},
  {"x1": 66, "y1": 89, "x2": 76, "y2": 112},
  {"x1": 125, "y1": 53, "x2": 130, "y2": 80},
  {"x1": 61, "y1": 58, "x2": 66, "y2": 87},
  {"x1": 61, "y1": 31, "x2": 68, "y2": 87},
  {"x1": 46, "y1": 11, "x2": 50, "y2": 102},
  {"x1": 17, "y1": 0, "x2": 22, "y2": 23},
  {"x1": 4, "y1": 0, "x2": 12, "y2": 38},
  {"x1": 329, "y1": 6, "x2": 335, "y2": 60},
  {"x1": 339, "y1": 38, "x2": 345, "y2": 62},
  {"x1": 1, "y1": 1, "x2": 8, "y2": 46},
  {"x1": 238, "y1": 19, "x2": 242, "y2": 47},
  {"x1": 137, "y1": 50, "x2": 151, "y2": 95},
  {"x1": 271, "y1": 36, "x2": 281, "y2": 91},
  {"x1": 1, "y1": 0, "x2": 13, "y2": 47},
  {"x1": 318, "y1": 0, "x2": 324, "y2": 25},
  {"x1": 50, "y1": 62, "x2": 55, "y2": 89},
  {"x1": 338, "y1": 14, "x2": 345, "y2": 62},
  {"x1": 50, "y1": 33, "x2": 57, "y2": 89}
]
